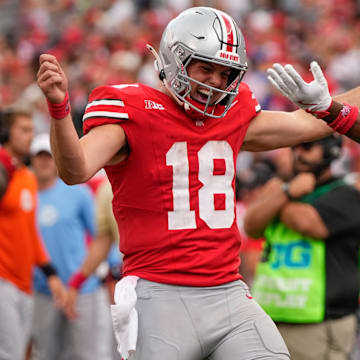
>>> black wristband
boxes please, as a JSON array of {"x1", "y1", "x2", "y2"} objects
[
  {"x1": 39, "y1": 263, "x2": 57, "y2": 278},
  {"x1": 281, "y1": 182, "x2": 297, "y2": 201}
]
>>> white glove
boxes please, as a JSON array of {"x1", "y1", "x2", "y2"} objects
[{"x1": 267, "y1": 61, "x2": 332, "y2": 117}]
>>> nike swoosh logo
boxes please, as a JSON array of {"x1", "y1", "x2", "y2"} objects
[{"x1": 191, "y1": 34, "x2": 205, "y2": 40}]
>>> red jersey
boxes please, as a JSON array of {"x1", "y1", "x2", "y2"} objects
[{"x1": 83, "y1": 83, "x2": 260, "y2": 286}]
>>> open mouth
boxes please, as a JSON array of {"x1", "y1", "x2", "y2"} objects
[{"x1": 191, "y1": 88, "x2": 217, "y2": 105}]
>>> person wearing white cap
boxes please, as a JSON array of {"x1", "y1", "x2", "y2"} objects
[
  {"x1": 29, "y1": 133, "x2": 113, "y2": 360},
  {"x1": 30, "y1": 133, "x2": 52, "y2": 156}
]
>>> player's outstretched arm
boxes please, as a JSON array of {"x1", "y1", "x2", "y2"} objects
[
  {"x1": 268, "y1": 62, "x2": 360, "y2": 142},
  {"x1": 242, "y1": 109, "x2": 332, "y2": 151},
  {"x1": 243, "y1": 63, "x2": 360, "y2": 151},
  {"x1": 37, "y1": 54, "x2": 127, "y2": 184}
]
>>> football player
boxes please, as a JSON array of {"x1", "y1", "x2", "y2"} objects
[{"x1": 37, "y1": 7, "x2": 360, "y2": 360}]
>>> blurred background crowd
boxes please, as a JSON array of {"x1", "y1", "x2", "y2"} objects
[
  {"x1": 1, "y1": 0, "x2": 360, "y2": 359},
  {"x1": 1, "y1": 0, "x2": 360, "y2": 175}
]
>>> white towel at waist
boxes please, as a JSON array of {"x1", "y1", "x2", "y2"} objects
[{"x1": 111, "y1": 275, "x2": 139, "y2": 359}]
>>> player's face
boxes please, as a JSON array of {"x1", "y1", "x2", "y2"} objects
[
  {"x1": 186, "y1": 60, "x2": 231, "y2": 105},
  {"x1": 292, "y1": 142, "x2": 324, "y2": 173},
  {"x1": 8, "y1": 115, "x2": 34, "y2": 158},
  {"x1": 31, "y1": 151, "x2": 58, "y2": 182}
]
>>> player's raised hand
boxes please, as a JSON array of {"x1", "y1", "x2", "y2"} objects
[
  {"x1": 37, "y1": 54, "x2": 69, "y2": 104},
  {"x1": 267, "y1": 61, "x2": 332, "y2": 118}
]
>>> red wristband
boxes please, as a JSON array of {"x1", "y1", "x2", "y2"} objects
[
  {"x1": 68, "y1": 271, "x2": 87, "y2": 290},
  {"x1": 327, "y1": 103, "x2": 358, "y2": 134},
  {"x1": 0, "y1": 148, "x2": 16, "y2": 180},
  {"x1": 47, "y1": 92, "x2": 71, "y2": 120}
]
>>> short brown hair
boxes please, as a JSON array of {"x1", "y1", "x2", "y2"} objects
[{"x1": 0, "y1": 108, "x2": 32, "y2": 144}]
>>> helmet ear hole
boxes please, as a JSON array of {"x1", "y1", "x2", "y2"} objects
[
  {"x1": 159, "y1": 69, "x2": 166, "y2": 81},
  {"x1": 154, "y1": 60, "x2": 167, "y2": 81}
]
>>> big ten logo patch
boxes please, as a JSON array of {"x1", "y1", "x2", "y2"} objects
[{"x1": 144, "y1": 100, "x2": 165, "y2": 110}]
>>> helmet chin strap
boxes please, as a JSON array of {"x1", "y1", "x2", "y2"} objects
[{"x1": 146, "y1": 44, "x2": 189, "y2": 110}]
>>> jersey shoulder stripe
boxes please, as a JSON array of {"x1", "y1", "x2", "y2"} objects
[
  {"x1": 86, "y1": 99, "x2": 125, "y2": 109},
  {"x1": 82, "y1": 84, "x2": 145, "y2": 135},
  {"x1": 111, "y1": 84, "x2": 140, "y2": 90},
  {"x1": 83, "y1": 86, "x2": 129, "y2": 122},
  {"x1": 251, "y1": 94, "x2": 261, "y2": 113},
  {"x1": 238, "y1": 83, "x2": 261, "y2": 113},
  {"x1": 83, "y1": 111, "x2": 129, "y2": 121}
]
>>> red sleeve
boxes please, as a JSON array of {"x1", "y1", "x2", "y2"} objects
[
  {"x1": 230, "y1": 83, "x2": 261, "y2": 150},
  {"x1": 82, "y1": 85, "x2": 131, "y2": 135},
  {"x1": 237, "y1": 82, "x2": 262, "y2": 119}
]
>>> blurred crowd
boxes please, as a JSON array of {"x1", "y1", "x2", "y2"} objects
[{"x1": 1, "y1": 0, "x2": 360, "y2": 171}]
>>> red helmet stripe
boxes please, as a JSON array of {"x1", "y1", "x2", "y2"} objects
[
  {"x1": 213, "y1": 9, "x2": 238, "y2": 53},
  {"x1": 221, "y1": 14, "x2": 234, "y2": 52}
]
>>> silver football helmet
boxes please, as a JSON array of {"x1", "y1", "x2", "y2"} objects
[{"x1": 156, "y1": 7, "x2": 248, "y2": 118}]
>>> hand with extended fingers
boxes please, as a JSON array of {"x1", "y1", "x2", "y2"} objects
[{"x1": 267, "y1": 61, "x2": 332, "y2": 118}]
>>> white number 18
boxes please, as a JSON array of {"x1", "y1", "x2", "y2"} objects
[{"x1": 166, "y1": 141, "x2": 235, "y2": 230}]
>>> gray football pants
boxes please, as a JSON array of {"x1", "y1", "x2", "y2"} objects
[
  {"x1": 131, "y1": 279, "x2": 290, "y2": 360},
  {"x1": 0, "y1": 278, "x2": 34, "y2": 360}
]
